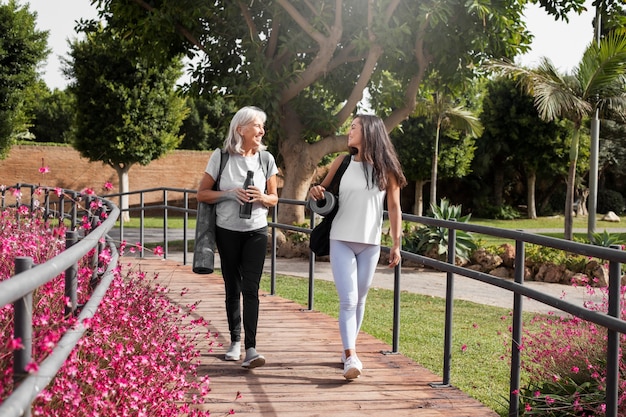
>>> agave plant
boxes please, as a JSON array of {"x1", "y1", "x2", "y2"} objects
[
  {"x1": 404, "y1": 198, "x2": 477, "y2": 261},
  {"x1": 591, "y1": 229, "x2": 624, "y2": 248}
]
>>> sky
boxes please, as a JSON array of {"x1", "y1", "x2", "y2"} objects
[{"x1": 26, "y1": 0, "x2": 596, "y2": 91}]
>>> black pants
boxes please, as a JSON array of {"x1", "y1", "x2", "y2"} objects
[{"x1": 216, "y1": 226, "x2": 268, "y2": 350}]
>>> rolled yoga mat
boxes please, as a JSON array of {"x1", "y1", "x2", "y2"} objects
[{"x1": 192, "y1": 201, "x2": 216, "y2": 274}]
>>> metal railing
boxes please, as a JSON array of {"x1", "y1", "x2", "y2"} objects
[
  {"x1": 0, "y1": 184, "x2": 120, "y2": 417},
  {"x1": 106, "y1": 187, "x2": 626, "y2": 416}
]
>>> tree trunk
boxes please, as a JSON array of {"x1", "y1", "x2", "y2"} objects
[
  {"x1": 564, "y1": 161, "x2": 576, "y2": 240},
  {"x1": 113, "y1": 164, "x2": 131, "y2": 223},
  {"x1": 564, "y1": 127, "x2": 581, "y2": 241},
  {"x1": 526, "y1": 170, "x2": 537, "y2": 219},
  {"x1": 493, "y1": 167, "x2": 504, "y2": 207},
  {"x1": 277, "y1": 105, "x2": 348, "y2": 225},
  {"x1": 413, "y1": 179, "x2": 427, "y2": 216},
  {"x1": 429, "y1": 121, "x2": 441, "y2": 207},
  {"x1": 578, "y1": 188, "x2": 589, "y2": 217}
]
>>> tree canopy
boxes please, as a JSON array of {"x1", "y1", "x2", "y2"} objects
[
  {"x1": 89, "y1": 0, "x2": 589, "y2": 223},
  {"x1": 67, "y1": 24, "x2": 187, "y2": 220},
  {"x1": 0, "y1": 0, "x2": 48, "y2": 158},
  {"x1": 488, "y1": 31, "x2": 626, "y2": 238}
]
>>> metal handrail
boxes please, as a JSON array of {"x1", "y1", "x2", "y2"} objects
[
  {"x1": 104, "y1": 186, "x2": 625, "y2": 416},
  {"x1": 0, "y1": 184, "x2": 120, "y2": 417}
]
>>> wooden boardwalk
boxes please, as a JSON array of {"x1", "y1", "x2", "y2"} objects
[{"x1": 128, "y1": 257, "x2": 499, "y2": 417}]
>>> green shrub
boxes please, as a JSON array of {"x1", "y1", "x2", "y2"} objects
[
  {"x1": 597, "y1": 189, "x2": 625, "y2": 215},
  {"x1": 403, "y1": 198, "x2": 477, "y2": 261},
  {"x1": 470, "y1": 202, "x2": 521, "y2": 220}
]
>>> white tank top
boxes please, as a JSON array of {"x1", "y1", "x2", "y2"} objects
[{"x1": 329, "y1": 157, "x2": 386, "y2": 245}]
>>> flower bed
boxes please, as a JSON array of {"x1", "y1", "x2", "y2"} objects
[{"x1": 0, "y1": 207, "x2": 215, "y2": 416}]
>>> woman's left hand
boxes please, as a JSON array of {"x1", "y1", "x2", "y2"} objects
[{"x1": 244, "y1": 185, "x2": 263, "y2": 202}]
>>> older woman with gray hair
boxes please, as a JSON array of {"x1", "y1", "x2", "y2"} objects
[{"x1": 197, "y1": 106, "x2": 278, "y2": 369}]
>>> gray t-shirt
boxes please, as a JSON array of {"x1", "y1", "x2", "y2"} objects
[{"x1": 205, "y1": 151, "x2": 278, "y2": 232}]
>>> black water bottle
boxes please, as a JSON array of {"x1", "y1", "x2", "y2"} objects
[{"x1": 239, "y1": 170, "x2": 254, "y2": 219}]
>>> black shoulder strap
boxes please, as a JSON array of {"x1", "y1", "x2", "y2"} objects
[
  {"x1": 328, "y1": 154, "x2": 351, "y2": 194},
  {"x1": 214, "y1": 149, "x2": 229, "y2": 191}
]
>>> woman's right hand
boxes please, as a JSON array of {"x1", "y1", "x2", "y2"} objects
[{"x1": 309, "y1": 185, "x2": 326, "y2": 201}]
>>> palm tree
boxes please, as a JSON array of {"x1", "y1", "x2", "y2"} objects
[
  {"x1": 414, "y1": 90, "x2": 483, "y2": 208},
  {"x1": 488, "y1": 31, "x2": 626, "y2": 240}
]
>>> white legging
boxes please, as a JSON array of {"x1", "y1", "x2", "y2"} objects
[{"x1": 329, "y1": 239, "x2": 380, "y2": 351}]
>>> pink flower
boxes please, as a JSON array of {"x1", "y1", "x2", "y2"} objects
[
  {"x1": 25, "y1": 361, "x2": 39, "y2": 373},
  {"x1": 461, "y1": 344, "x2": 467, "y2": 352},
  {"x1": 103, "y1": 181, "x2": 114, "y2": 191},
  {"x1": 525, "y1": 403, "x2": 532, "y2": 412},
  {"x1": 571, "y1": 366, "x2": 579, "y2": 373},
  {"x1": 153, "y1": 246, "x2": 164, "y2": 257},
  {"x1": 9, "y1": 337, "x2": 24, "y2": 350},
  {"x1": 39, "y1": 166, "x2": 50, "y2": 174}
]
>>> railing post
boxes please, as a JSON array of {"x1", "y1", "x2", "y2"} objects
[
  {"x1": 59, "y1": 193, "x2": 65, "y2": 223},
  {"x1": 442, "y1": 227, "x2": 456, "y2": 386},
  {"x1": 70, "y1": 192, "x2": 78, "y2": 230},
  {"x1": 183, "y1": 191, "x2": 189, "y2": 265},
  {"x1": 391, "y1": 259, "x2": 401, "y2": 353},
  {"x1": 28, "y1": 185, "x2": 35, "y2": 212},
  {"x1": 43, "y1": 190, "x2": 50, "y2": 219},
  {"x1": 508, "y1": 238, "x2": 525, "y2": 417},
  {"x1": 163, "y1": 189, "x2": 169, "y2": 258},
  {"x1": 270, "y1": 205, "x2": 278, "y2": 296},
  {"x1": 139, "y1": 192, "x2": 145, "y2": 258},
  {"x1": 64, "y1": 231, "x2": 78, "y2": 317},
  {"x1": 432, "y1": 225, "x2": 456, "y2": 388},
  {"x1": 308, "y1": 211, "x2": 317, "y2": 311},
  {"x1": 13, "y1": 257, "x2": 34, "y2": 399},
  {"x1": 90, "y1": 211, "x2": 103, "y2": 290},
  {"x1": 605, "y1": 245, "x2": 621, "y2": 417}
]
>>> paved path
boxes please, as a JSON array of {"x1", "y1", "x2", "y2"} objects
[{"x1": 129, "y1": 257, "x2": 499, "y2": 417}]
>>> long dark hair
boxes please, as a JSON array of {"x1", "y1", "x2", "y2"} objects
[{"x1": 350, "y1": 114, "x2": 407, "y2": 191}]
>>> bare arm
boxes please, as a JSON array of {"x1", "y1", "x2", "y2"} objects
[
  {"x1": 197, "y1": 173, "x2": 238, "y2": 204},
  {"x1": 308, "y1": 155, "x2": 347, "y2": 201},
  {"x1": 386, "y1": 175, "x2": 402, "y2": 268}
]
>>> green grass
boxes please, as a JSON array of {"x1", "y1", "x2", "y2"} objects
[
  {"x1": 467, "y1": 217, "x2": 626, "y2": 246},
  {"x1": 116, "y1": 217, "x2": 196, "y2": 229},
  {"x1": 260, "y1": 274, "x2": 541, "y2": 416}
]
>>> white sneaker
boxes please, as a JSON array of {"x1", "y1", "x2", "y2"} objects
[
  {"x1": 343, "y1": 355, "x2": 362, "y2": 380},
  {"x1": 341, "y1": 352, "x2": 346, "y2": 363},
  {"x1": 225, "y1": 341, "x2": 241, "y2": 361},
  {"x1": 242, "y1": 347, "x2": 266, "y2": 369}
]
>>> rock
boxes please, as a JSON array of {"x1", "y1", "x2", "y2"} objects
[
  {"x1": 470, "y1": 248, "x2": 502, "y2": 272},
  {"x1": 571, "y1": 273, "x2": 590, "y2": 286},
  {"x1": 499, "y1": 243, "x2": 515, "y2": 268},
  {"x1": 489, "y1": 266, "x2": 511, "y2": 279},
  {"x1": 601, "y1": 211, "x2": 620, "y2": 222},
  {"x1": 535, "y1": 263, "x2": 567, "y2": 283},
  {"x1": 583, "y1": 260, "x2": 609, "y2": 287}
]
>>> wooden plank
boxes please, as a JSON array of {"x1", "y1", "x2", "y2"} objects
[{"x1": 126, "y1": 257, "x2": 499, "y2": 417}]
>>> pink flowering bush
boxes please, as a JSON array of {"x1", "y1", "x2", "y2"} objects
[
  {"x1": 517, "y1": 280, "x2": 626, "y2": 416},
  {"x1": 0, "y1": 203, "x2": 216, "y2": 416}
]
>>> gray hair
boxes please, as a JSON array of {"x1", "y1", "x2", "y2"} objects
[{"x1": 223, "y1": 106, "x2": 267, "y2": 154}]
